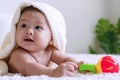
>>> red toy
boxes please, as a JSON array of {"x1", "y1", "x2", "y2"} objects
[{"x1": 96, "y1": 55, "x2": 119, "y2": 73}]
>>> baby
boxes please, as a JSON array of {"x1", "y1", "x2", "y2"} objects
[{"x1": 2, "y1": 2, "x2": 83, "y2": 77}]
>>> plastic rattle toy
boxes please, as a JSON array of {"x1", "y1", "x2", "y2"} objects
[
  {"x1": 79, "y1": 55, "x2": 119, "y2": 73},
  {"x1": 79, "y1": 64, "x2": 97, "y2": 73}
]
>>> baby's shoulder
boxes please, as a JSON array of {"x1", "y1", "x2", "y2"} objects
[
  {"x1": 46, "y1": 45, "x2": 58, "y2": 52},
  {"x1": 46, "y1": 45, "x2": 62, "y2": 56},
  {"x1": 11, "y1": 47, "x2": 30, "y2": 58},
  {"x1": 12, "y1": 47, "x2": 27, "y2": 54}
]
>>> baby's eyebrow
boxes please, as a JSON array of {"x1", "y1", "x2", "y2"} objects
[{"x1": 19, "y1": 18, "x2": 27, "y2": 22}]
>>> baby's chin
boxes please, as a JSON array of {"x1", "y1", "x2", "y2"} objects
[
  {"x1": 23, "y1": 46, "x2": 45, "y2": 52},
  {"x1": 18, "y1": 42, "x2": 47, "y2": 51}
]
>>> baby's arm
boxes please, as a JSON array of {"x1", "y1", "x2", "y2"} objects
[
  {"x1": 51, "y1": 49, "x2": 83, "y2": 77},
  {"x1": 9, "y1": 48, "x2": 54, "y2": 76},
  {"x1": 51, "y1": 50, "x2": 78, "y2": 64}
]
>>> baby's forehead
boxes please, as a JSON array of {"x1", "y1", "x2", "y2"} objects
[
  {"x1": 18, "y1": 8, "x2": 50, "y2": 28},
  {"x1": 20, "y1": 6, "x2": 49, "y2": 22},
  {"x1": 21, "y1": 6, "x2": 44, "y2": 15}
]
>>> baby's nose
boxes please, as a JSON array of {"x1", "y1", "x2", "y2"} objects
[
  {"x1": 25, "y1": 28, "x2": 33, "y2": 35},
  {"x1": 26, "y1": 32, "x2": 32, "y2": 35}
]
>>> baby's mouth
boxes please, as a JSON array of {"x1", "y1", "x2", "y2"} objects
[{"x1": 24, "y1": 39, "x2": 34, "y2": 42}]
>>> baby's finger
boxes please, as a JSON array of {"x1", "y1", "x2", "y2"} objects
[
  {"x1": 66, "y1": 62, "x2": 78, "y2": 69},
  {"x1": 66, "y1": 70, "x2": 73, "y2": 77},
  {"x1": 66, "y1": 65, "x2": 75, "y2": 72},
  {"x1": 77, "y1": 61, "x2": 84, "y2": 66}
]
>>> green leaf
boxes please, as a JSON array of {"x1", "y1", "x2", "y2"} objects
[
  {"x1": 89, "y1": 46, "x2": 98, "y2": 54},
  {"x1": 116, "y1": 18, "x2": 120, "y2": 34}
]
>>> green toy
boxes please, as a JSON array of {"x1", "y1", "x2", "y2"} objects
[{"x1": 79, "y1": 64, "x2": 96, "y2": 73}]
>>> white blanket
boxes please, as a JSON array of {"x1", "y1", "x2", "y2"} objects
[{"x1": 1, "y1": 53, "x2": 120, "y2": 80}]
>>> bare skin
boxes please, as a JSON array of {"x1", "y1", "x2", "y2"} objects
[{"x1": 8, "y1": 7, "x2": 82, "y2": 77}]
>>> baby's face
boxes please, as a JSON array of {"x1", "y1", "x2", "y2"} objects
[{"x1": 16, "y1": 10, "x2": 51, "y2": 52}]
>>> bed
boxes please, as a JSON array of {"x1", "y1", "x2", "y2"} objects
[{"x1": 0, "y1": 14, "x2": 120, "y2": 80}]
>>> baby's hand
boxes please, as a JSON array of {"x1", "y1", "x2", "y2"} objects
[{"x1": 52, "y1": 62, "x2": 78, "y2": 77}]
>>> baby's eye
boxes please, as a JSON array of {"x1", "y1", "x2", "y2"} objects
[
  {"x1": 35, "y1": 26, "x2": 42, "y2": 30},
  {"x1": 21, "y1": 24, "x2": 26, "y2": 28}
]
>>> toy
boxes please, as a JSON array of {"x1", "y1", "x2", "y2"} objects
[
  {"x1": 96, "y1": 55, "x2": 119, "y2": 73},
  {"x1": 79, "y1": 64, "x2": 96, "y2": 73},
  {"x1": 79, "y1": 55, "x2": 119, "y2": 73}
]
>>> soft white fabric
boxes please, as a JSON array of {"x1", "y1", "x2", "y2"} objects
[
  {"x1": 0, "y1": 1, "x2": 66, "y2": 59},
  {"x1": 0, "y1": 14, "x2": 12, "y2": 75},
  {"x1": 0, "y1": 60, "x2": 8, "y2": 75},
  {"x1": 0, "y1": 14, "x2": 12, "y2": 46}
]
